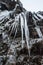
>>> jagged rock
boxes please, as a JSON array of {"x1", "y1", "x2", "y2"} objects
[
  {"x1": 16, "y1": 47, "x2": 28, "y2": 56},
  {"x1": 0, "y1": 56, "x2": 8, "y2": 65},
  {"x1": 0, "y1": 0, "x2": 23, "y2": 11},
  {"x1": 32, "y1": 56, "x2": 41, "y2": 65},
  {"x1": 31, "y1": 41, "x2": 43, "y2": 55},
  {"x1": 0, "y1": 43, "x2": 9, "y2": 55},
  {"x1": 6, "y1": 55, "x2": 16, "y2": 65}
]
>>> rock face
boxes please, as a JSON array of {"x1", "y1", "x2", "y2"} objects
[
  {"x1": 0, "y1": 0, "x2": 43, "y2": 65},
  {"x1": 0, "y1": 0, "x2": 23, "y2": 11}
]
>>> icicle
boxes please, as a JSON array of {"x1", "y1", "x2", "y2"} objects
[
  {"x1": 33, "y1": 14, "x2": 40, "y2": 21},
  {"x1": 33, "y1": 16, "x2": 43, "y2": 38},
  {"x1": 32, "y1": 17, "x2": 37, "y2": 26},
  {"x1": 20, "y1": 13, "x2": 25, "y2": 48},
  {"x1": 0, "y1": 10, "x2": 10, "y2": 20},
  {"x1": 20, "y1": 12, "x2": 30, "y2": 57},
  {"x1": 35, "y1": 27, "x2": 43, "y2": 38},
  {"x1": 24, "y1": 12, "x2": 31, "y2": 57},
  {"x1": 24, "y1": 12, "x2": 30, "y2": 49},
  {"x1": 37, "y1": 13, "x2": 43, "y2": 19},
  {"x1": 20, "y1": 12, "x2": 30, "y2": 49}
]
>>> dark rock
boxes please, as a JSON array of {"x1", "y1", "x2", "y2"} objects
[
  {"x1": 0, "y1": 57, "x2": 3, "y2": 65},
  {"x1": 31, "y1": 42, "x2": 43, "y2": 55},
  {"x1": 17, "y1": 47, "x2": 28, "y2": 56}
]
